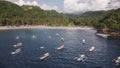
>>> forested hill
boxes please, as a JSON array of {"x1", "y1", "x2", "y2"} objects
[
  {"x1": 97, "y1": 8, "x2": 120, "y2": 33},
  {"x1": 0, "y1": 0, "x2": 24, "y2": 18},
  {"x1": 0, "y1": 0, "x2": 69, "y2": 26}
]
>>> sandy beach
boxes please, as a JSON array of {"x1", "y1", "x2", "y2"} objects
[{"x1": 0, "y1": 25, "x2": 94, "y2": 30}]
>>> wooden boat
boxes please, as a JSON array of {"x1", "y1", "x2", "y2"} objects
[
  {"x1": 40, "y1": 53, "x2": 49, "y2": 60},
  {"x1": 40, "y1": 46, "x2": 44, "y2": 49},
  {"x1": 13, "y1": 42, "x2": 22, "y2": 47},
  {"x1": 32, "y1": 35, "x2": 36, "y2": 39},
  {"x1": 16, "y1": 36, "x2": 19, "y2": 39},
  {"x1": 57, "y1": 45, "x2": 64, "y2": 51},
  {"x1": 61, "y1": 38, "x2": 64, "y2": 42},
  {"x1": 82, "y1": 39, "x2": 85, "y2": 44},
  {"x1": 11, "y1": 48, "x2": 21, "y2": 55},
  {"x1": 89, "y1": 46, "x2": 95, "y2": 52},
  {"x1": 74, "y1": 54, "x2": 87, "y2": 62},
  {"x1": 115, "y1": 56, "x2": 120, "y2": 65}
]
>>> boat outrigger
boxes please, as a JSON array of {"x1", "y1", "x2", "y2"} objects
[
  {"x1": 40, "y1": 53, "x2": 49, "y2": 60},
  {"x1": 57, "y1": 45, "x2": 64, "y2": 51}
]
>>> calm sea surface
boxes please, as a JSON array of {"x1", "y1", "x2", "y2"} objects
[{"x1": 0, "y1": 29, "x2": 120, "y2": 68}]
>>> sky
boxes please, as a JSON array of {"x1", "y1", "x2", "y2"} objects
[{"x1": 9, "y1": 0, "x2": 120, "y2": 13}]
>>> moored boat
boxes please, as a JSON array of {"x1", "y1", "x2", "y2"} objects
[
  {"x1": 40, "y1": 46, "x2": 44, "y2": 49},
  {"x1": 11, "y1": 48, "x2": 21, "y2": 55},
  {"x1": 74, "y1": 54, "x2": 87, "y2": 62},
  {"x1": 89, "y1": 46, "x2": 95, "y2": 52},
  {"x1": 61, "y1": 37, "x2": 64, "y2": 42},
  {"x1": 115, "y1": 56, "x2": 120, "y2": 65},
  {"x1": 13, "y1": 42, "x2": 22, "y2": 47},
  {"x1": 40, "y1": 53, "x2": 49, "y2": 60},
  {"x1": 32, "y1": 35, "x2": 36, "y2": 39},
  {"x1": 82, "y1": 39, "x2": 85, "y2": 44},
  {"x1": 57, "y1": 45, "x2": 64, "y2": 51},
  {"x1": 16, "y1": 36, "x2": 19, "y2": 39}
]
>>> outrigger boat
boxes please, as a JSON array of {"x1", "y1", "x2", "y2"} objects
[
  {"x1": 16, "y1": 36, "x2": 19, "y2": 40},
  {"x1": 89, "y1": 46, "x2": 95, "y2": 52},
  {"x1": 40, "y1": 53, "x2": 49, "y2": 60},
  {"x1": 57, "y1": 45, "x2": 64, "y2": 51},
  {"x1": 74, "y1": 54, "x2": 87, "y2": 62},
  {"x1": 11, "y1": 48, "x2": 21, "y2": 55},
  {"x1": 13, "y1": 42, "x2": 22, "y2": 47},
  {"x1": 82, "y1": 39, "x2": 85, "y2": 44},
  {"x1": 32, "y1": 35, "x2": 36, "y2": 39},
  {"x1": 61, "y1": 38, "x2": 64, "y2": 42},
  {"x1": 115, "y1": 56, "x2": 120, "y2": 65}
]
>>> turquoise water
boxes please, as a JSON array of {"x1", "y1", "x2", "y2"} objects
[{"x1": 0, "y1": 29, "x2": 120, "y2": 68}]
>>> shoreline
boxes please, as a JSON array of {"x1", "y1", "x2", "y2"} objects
[{"x1": 0, "y1": 25, "x2": 94, "y2": 30}]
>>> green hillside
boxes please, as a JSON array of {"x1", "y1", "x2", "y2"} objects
[
  {"x1": 0, "y1": 0, "x2": 120, "y2": 34},
  {"x1": 0, "y1": 0, "x2": 69, "y2": 26},
  {"x1": 97, "y1": 8, "x2": 120, "y2": 34},
  {"x1": 0, "y1": 0, "x2": 24, "y2": 18}
]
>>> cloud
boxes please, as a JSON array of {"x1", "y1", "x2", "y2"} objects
[
  {"x1": 14, "y1": 0, "x2": 39, "y2": 6},
  {"x1": 63, "y1": 0, "x2": 120, "y2": 13},
  {"x1": 40, "y1": 4, "x2": 59, "y2": 11},
  {"x1": 13, "y1": 0, "x2": 61, "y2": 12}
]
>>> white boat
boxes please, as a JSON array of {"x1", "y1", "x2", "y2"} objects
[
  {"x1": 56, "y1": 33, "x2": 59, "y2": 36},
  {"x1": 89, "y1": 46, "x2": 95, "y2": 52},
  {"x1": 57, "y1": 45, "x2": 64, "y2": 50},
  {"x1": 61, "y1": 37, "x2": 64, "y2": 42},
  {"x1": 11, "y1": 48, "x2": 21, "y2": 55},
  {"x1": 40, "y1": 53, "x2": 49, "y2": 60},
  {"x1": 75, "y1": 54, "x2": 87, "y2": 62},
  {"x1": 115, "y1": 56, "x2": 120, "y2": 65},
  {"x1": 48, "y1": 36, "x2": 51, "y2": 39},
  {"x1": 82, "y1": 39, "x2": 85, "y2": 44},
  {"x1": 40, "y1": 46, "x2": 44, "y2": 49},
  {"x1": 32, "y1": 35, "x2": 36, "y2": 39},
  {"x1": 16, "y1": 36, "x2": 19, "y2": 39},
  {"x1": 13, "y1": 42, "x2": 22, "y2": 47},
  {"x1": 96, "y1": 33, "x2": 110, "y2": 38}
]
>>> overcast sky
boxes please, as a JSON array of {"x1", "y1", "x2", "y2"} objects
[{"x1": 9, "y1": 0, "x2": 120, "y2": 13}]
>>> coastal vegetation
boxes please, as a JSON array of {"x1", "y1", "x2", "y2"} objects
[{"x1": 0, "y1": 0, "x2": 120, "y2": 35}]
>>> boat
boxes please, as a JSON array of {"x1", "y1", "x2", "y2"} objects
[
  {"x1": 32, "y1": 35, "x2": 36, "y2": 39},
  {"x1": 89, "y1": 46, "x2": 95, "y2": 52},
  {"x1": 96, "y1": 33, "x2": 110, "y2": 38},
  {"x1": 78, "y1": 54, "x2": 86, "y2": 62},
  {"x1": 11, "y1": 48, "x2": 21, "y2": 55},
  {"x1": 57, "y1": 45, "x2": 64, "y2": 51},
  {"x1": 48, "y1": 36, "x2": 51, "y2": 39},
  {"x1": 115, "y1": 56, "x2": 120, "y2": 65},
  {"x1": 40, "y1": 46, "x2": 44, "y2": 49},
  {"x1": 56, "y1": 33, "x2": 59, "y2": 36},
  {"x1": 74, "y1": 54, "x2": 87, "y2": 62},
  {"x1": 40, "y1": 53, "x2": 49, "y2": 60},
  {"x1": 61, "y1": 37, "x2": 64, "y2": 42},
  {"x1": 13, "y1": 42, "x2": 22, "y2": 47},
  {"x1": 82, "y1": 39, "x2": 85, "y2": 44},
  {"x1": 16, "y1": 36, "x2": 19, "y2": 39}
]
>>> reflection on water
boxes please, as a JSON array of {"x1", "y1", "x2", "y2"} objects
[{"x1": 0, "y1": 29, "x2": 120, "y2": 68}]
